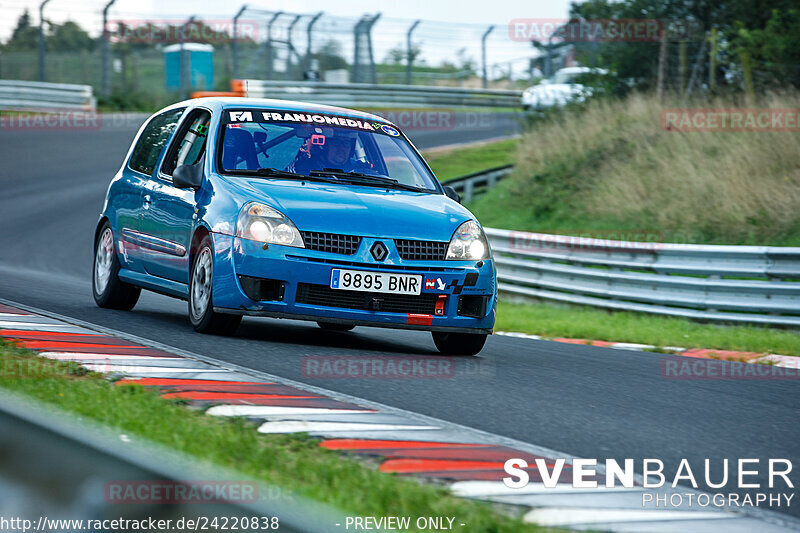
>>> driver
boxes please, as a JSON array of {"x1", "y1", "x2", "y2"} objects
[
  {"x1": 324, "y1": 136, "x2": 353, "y2": 168},
  {"x1": 288, "y1": 131, "x2": 372, "y2": 175}
]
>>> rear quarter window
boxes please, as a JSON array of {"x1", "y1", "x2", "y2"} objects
[{"x1": 129, "y1": 108, "x2": 185, "y2": 175}]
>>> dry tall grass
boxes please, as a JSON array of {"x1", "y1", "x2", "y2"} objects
[{"x1": 506, "y1": 92, "x2": 800, "y2": 244}]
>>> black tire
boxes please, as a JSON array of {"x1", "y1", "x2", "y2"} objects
[
  {"x1": 92, "y1": 221, "x2": 141, "y2": 310},
  {"x1": 317, "y1": 321, "x2": 355, "y2": 332},
  {"x1": 189, "y1": 235, "x2": 242, "y2": 335},
  {"x1": 432, "y1": 332, "x2": 487, "y2": 356}
]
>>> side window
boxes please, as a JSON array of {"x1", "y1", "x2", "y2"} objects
[
  {"x1": 162, "y1": 109, "x2": 212, "y2": 176},
  {"x1": 128, "y1": 108, "x2": 184, "y2": 175}
]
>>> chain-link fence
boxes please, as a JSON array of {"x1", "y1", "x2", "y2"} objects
[
  {"x1": 0, "y1": 6, "x2": 537, "y2": 109},
  {"x1": 3, "y1": 6, "x2": 781, "y2": 110}
]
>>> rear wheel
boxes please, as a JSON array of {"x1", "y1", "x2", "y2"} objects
[
  {"x1": 189, "y1": 236, "x2": 242, "y2": 335},
  {"x1": 317, "y1": 322, "x2": 355, "y2": 332},
  {"x1": 93, "y1": 222, "x2": 140, "y2": 310},
  {"x1": 432, "y1": 332, "x2": 487, "y2": 355}
]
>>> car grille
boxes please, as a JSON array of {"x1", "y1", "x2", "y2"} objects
[
  {"x1": 301, "y1": 232, "x2": 361, "y2": 255},
  {"x1": 394, "y1": 239, "x2": 448, "y2": 261},
  {"x1": 296, "y1": 283, "x2": 441, "y2": 315}
]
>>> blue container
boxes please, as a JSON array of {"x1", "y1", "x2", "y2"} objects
[{"x1": 164, "y1": 43, "x2": 214, "y2": 90}]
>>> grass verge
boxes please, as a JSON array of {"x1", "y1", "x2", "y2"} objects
[
  {"x1": 496, "y1": 300, "x2": 800, "y2": 356},
  {"x1": 0, "y1": 339, "x2": 548, "y2": 533},
  {"x1": 469, "y1": 92, "x2": 800, "y2": 246},
  {"x1": 424, "y1": 138, "x2": 519, "y2": 182}
]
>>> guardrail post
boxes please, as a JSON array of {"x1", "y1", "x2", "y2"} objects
[
  {"x1": 481, "y1": 25, "x2": 494, "y2": 89},
  {"x1": 179, "y1": 16, "x2": 196, "y2": 100},
  {"x1": 304, "y1": 12, "x2": 323, "y2": 74},
  {"x1": 38, "y1": 0, "x2": 52, "y2": 82},
  {"x1": 352, "y1": 17, "x2": 365, "y2": 83},
  {"x1": 101, "y1": 0, "x2": 116, "y2": 98},
  {"x1": 266, "y1": 11, "x2": 283, "y2": 80},
  {"x1": 353, "y1": 14, "x2": 381, "y2": 84},
  {"x1": 232, "y1": 5, "x2": 247, "y2": 79},
  {"x1": 286, "y1": 15, "x2": 302, "y2": 77},
  {"x1": 365, "y1": 14, "x2": 381, "y2": 84},
  {"x1": 463, "y1": 180, "x2": 474, "y2": 203},
  {"x1": 406, "y1": 20, "x2": 420, "y2": 85}
]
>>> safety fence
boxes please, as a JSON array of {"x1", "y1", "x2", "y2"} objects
[
  {"x1": 0, "y1": 80, "x2": 96, "y2": 111},
  {"x1": 485, "y1": 227, "x2": 800, "y2": 326},
  {"x1": 0, "y1": 388, "x2": 343, "y2": 531},
  {"x1": 444, "y1": 164, "x2": 513, "y2": 202},
  {"x1": 201, "y1": 79, "x2": 522, "y2": 109}
]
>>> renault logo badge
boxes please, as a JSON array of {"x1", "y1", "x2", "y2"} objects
[{"x1": 370, "y1": 241, "x2": 388, "y2": 261}]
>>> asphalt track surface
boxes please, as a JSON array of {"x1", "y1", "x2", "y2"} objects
[{"x1": 1, "y1": 113, "x2": 798, "y2": 520}]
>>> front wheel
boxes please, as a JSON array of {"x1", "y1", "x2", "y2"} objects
[
  {"x1": 93, "y1": 222, "x2": 140, "y2": 310},
  {"x1": 189, "y1": 236, "x2": 242, "y2": 335},
  {"x1": 432, "y1": 332, "x2": 487, "y2": 356}
]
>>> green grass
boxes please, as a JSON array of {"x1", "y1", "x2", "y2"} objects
[
  {"x1": 496, "y1": 301, "x2": 800, "y2": 356},
  {"x1": 469, "y1": 93, "x2": 800, "y2": 246},
  {"x1": 424, "y1": 138, "x2": 519, "y2": 182},
  {"x1": 0, "y1": 340, "x2": 550, "y2": 533}
]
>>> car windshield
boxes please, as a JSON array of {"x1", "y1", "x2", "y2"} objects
[{"x1": 218, "y1": 109, "x2": 439, "y2": 191}]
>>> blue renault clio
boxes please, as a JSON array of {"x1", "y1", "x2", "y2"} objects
[{"x1": 93, "y1": 98, "x2": 496, "y2": 355}]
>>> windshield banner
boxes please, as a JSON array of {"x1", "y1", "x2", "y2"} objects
[{"x1": 225, "y1": 109, "x2": 400, "y2": 136}]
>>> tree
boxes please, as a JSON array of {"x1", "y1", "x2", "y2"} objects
[
  {"x1": 4, "y1": 10, "x2": 38, "y2": 50},
  {"x1": 455, "y1": 48, "x2": 476, "y2": 73},
  {"x1": 383, "y1": 43, "x2": 421, "y2": 65},
  {"x1": 314, "y1": 39, "x2": 348, "y2": 71},
  {"x1": 566, "y1": 0, "x2": 800, "y2": 91},
  {"x1": 48, "y1": 20, "x2": 95, "y2": 51},
  {"x1": 731, "y1": 9, "x2": 800, "y2": 89}
]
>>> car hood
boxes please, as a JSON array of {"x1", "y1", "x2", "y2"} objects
[{"x1": 216, "y1": 176, "x2": 474, "y2": 241}]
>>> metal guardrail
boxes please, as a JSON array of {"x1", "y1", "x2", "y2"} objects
[
  {"x1": 444, "y1": 164, "x2": 513, "y2": 202},
  {"x1": 0, "y1": 388, "x2": 349, "y2": 532},
  {"x1": 0, "y1": 80, "x2": 96, "y2": 111},
  {"x1": 236, "y1": 80, "x2": 522, "y2": 109},
  {"x1": 486, "y1": 228, "x2": 800, "y2": 327}
]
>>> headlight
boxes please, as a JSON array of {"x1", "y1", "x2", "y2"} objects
[
  {"x1": 236, "y1": 202, "x2": 304, "y2": 248},
  {"x1": 446, "y1": 220, "x2": 490, "y2": 260}
]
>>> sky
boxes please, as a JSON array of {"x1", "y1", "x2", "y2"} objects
[{"x1": 0, "y1": 0, "x2": 574, "y2": 77}]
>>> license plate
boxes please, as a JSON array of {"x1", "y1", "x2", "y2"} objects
[{"x1": 330, "y1": 269, "x2": 422, "y2": 295}]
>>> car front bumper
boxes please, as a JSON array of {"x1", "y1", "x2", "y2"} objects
[{"x1": 210, "y1": 233, "x2": 497, "y2": 333}]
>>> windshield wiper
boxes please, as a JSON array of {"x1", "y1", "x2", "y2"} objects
[
  {"x1": 229, "y1": 167, "x2": 339, "y2": 183},
  {"x1": 309, "y1": 169, "x2": 425, "y2": 191}
]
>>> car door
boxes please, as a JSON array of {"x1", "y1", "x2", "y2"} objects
[
  {"x1": 139, "y1": 108, "x2": 211, "y2": 283},
  {"x1": 118, "y1": 107, "x2": 185, "y2": 272}
]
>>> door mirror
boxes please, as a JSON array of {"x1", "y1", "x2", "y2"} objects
[
  {"x1": 443, "y1": 185, "x2": 461, "y2": 203},
  {"x1": 173, "y1": 163, "x2": 203, "y2": 189}
]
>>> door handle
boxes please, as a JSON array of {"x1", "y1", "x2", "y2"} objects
[{"x1": 143, "y1": 194, "x2": 152, "y2": 209}]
